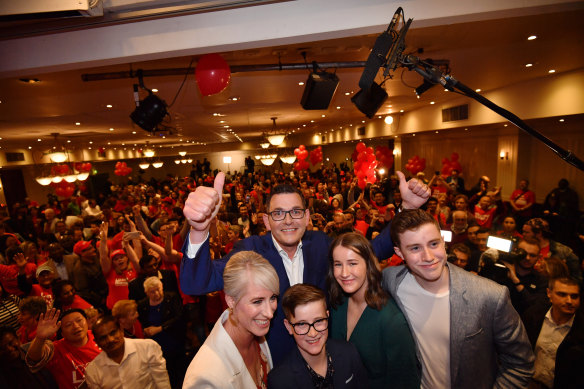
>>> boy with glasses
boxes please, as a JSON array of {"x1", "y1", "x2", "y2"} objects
[{"x1": 268, "y1": 284, "x2": 367, "y2": 388}]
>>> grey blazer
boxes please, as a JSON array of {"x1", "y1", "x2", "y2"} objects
[{"x1": 382, "y1": 264, "x2": 534, "y2": 389}]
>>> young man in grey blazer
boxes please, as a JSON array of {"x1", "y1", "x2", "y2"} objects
[{"x1": 382, "y1": 209, "x2": 534, "y2": 388}]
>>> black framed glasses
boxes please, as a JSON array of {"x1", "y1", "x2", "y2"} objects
[
  {"x1": 289, "y1": 317, "x2": 328, "y2": 335},
  {"x1": 268, "y1": 208, "x2": 306, "y2": 221}
]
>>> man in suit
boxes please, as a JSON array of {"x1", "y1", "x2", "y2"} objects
[
  {"x1": 382, "y1": 209, "x2": 534, "y2": 388},
  {"x1": 522, "y1": 277, "x2": 583, "y2": 388},
  {"x1": 181, "y1": 171, "x2": 430, "y2": 365},
  {"x1": 268, "y1": 284, "x2": 367, "y2": 388}
]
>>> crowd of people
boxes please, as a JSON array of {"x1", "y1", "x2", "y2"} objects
[{"x1": 0, "y1": 160, "x2": 582, "y2": 388}]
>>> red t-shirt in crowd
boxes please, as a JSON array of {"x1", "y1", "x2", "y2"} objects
[
  {"x1": 62, "y1": 295, "x2": 93, "y2": 311},
  {"x1": 510, "y1": 189, "x2": 535, "y2": 215},
  {"x1": 354, "y1": 220, "x2": 369, "y2": 236},
  {"x1": 104, "y1": 267, "x2": 137, "y2": 310},
  {"x1": 31, "y1": 284, "x2": 54, "y2": 308},
  {"x1": 473, "y1": 205, "x2": 497, "y2": 229},
  {"x1": 0, "y1": 263, "x2": 37, "y2": 295},
  {"x1": 46, "y1": 331, "x2": 102, "y2": 389}
]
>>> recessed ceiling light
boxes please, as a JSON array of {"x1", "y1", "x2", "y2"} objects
[
  {"x1": 75, "y1": 122, "x2": 81, "y2": 125},
  {"x1": 37, "y1": 138, "x2": 41, "y2": 142},
  {"x1": 67, "y1": 140, "x2": 71, "y2": 143},
  {"x1": 220, "y1": 120, "x2": 225, "y2": 123},
  {"x1": 527, "y1": 35, "x2": 537, "y2": 40},
  {"x1": 336, "y1": 106, "x2": 341, "y2": 110},
  {"x1": 152, "y1": 89, "x2": 158, "y2": 93},
  {"x1": 400, "y1": 109, "x2": 404, "y2": 113},
  {"x1": 298, "y1": 82, "x2": 305, "y2": 86},
  {"x1": 19, "y1": 78, "x2": 40, "y2": 84},
  {"x1": 89, "y1": 141, "x2": 93, "y2": 144},
  {"x1": 430, "y1": 101, "x2": 435, "y2": 105},
  {"x1": 548, "y1": 69, "x2": 556, "y2": 73},
  {"x1": 321, "y1": 115, "x2": 326, "y2": 118},
  {"x1": 28, "y1": 146, "x2": 32, "y2": 149},
  {"x1": 106, "y1": 104, "x2": 113, "y2": 108},
  {"x1": 224, "y1": 125, "x2": 229, "y2": 128},
  {"x1": 559, "y1": 118, "x2": 565, "y2": 122},
  {"x1": 412, "y1": 134, "x2": 416, "y2": 137},
  {"x1": 525, "y1": 63, "x2": 533, "y2": 67},
  {"x1": 109, "y1": 128, "x2": 114, "y2": 131},
  {"x1": 475, "y1": 89, "x2": 481, "y2": 92},
  {"x1": 132, "y1": 131, "x2": 136, "y2": 134},
  {"x1": 345, "y1": 92, "x2": 350, "y2": 96},
  {"x1": 310, "y1": 120, "x2": 314, "y2": 123},
  {"x1": 435, "y1": 131, "x2": 439, "y2": 134}
]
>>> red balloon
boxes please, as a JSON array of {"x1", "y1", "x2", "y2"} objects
[
  {"x1": 299, "y1": 145, "x2": 306, "y2": 151},
  {"x1": 195, "y1": 54, "x2": 231, "y2": 96},
  {"x1": 299, "y1": 150, "x2": 308, "y2": 161},
  {"x1": 451, "y1": 152, "x2": 459, "y2": 162},
  {"x1": 357, "y1": 178, "x2": 367, "y2": 190},
  {"x1": 294, "y1": 148, "x2": 300, "y2": 156}
]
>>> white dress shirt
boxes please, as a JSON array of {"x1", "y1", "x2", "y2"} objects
[
  {"x1": 85, "y1": 338, "x2": 170, "y2": 389},
  {"x1": 533, "y1": 308, "x2": 574, "y2": 388},
  {"x1": 271, "y1": 234, "x2": 304, "y2": 286}
]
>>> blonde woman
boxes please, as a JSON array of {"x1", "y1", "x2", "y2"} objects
[{"x1": 183, "y1": 251, "x2": 279, "y2": 389}]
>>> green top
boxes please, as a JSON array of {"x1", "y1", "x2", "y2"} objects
[{"x1": 330, "y1": 297, "x2": 421, "y2": 389}]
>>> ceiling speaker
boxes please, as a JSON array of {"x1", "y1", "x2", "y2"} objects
[
  {"x1": 300, "y1": 71, "x2": 339, "y2": 110},
  {"x1": 351, "y1": 82, "x2": 388, "y2": 118}
]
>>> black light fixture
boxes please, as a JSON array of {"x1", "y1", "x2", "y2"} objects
[
  {"x1": 129, "y1": 70, "x2": 168, "y2": 132},
  {"x1": 351, "y1": 82, "x2": 388, "y2": 119},
  {"x1": 300, "y1": 59, "x2": 339, "y2": 110},
  {"x1": 130, "y1": 93, "x2": 168, "y2": 132}
]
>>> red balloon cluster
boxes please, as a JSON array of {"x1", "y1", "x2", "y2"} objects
[
  {"x1": 405, "y1": 155, "x2": 426, "y2": 176},
  {"x1": 54, "y1": 181, "x2": 75, "y2": 198},
  {"x1": 441, "y1": 152, "x2": 462, "y2": 176},
  {"x1": 353, "y1": 142, "x2": 378, "y2": 189},
  {"x1": 310, "y1": 146, "x2": 323, "y2": 166},
  {"x1": 74, "y1": 162, "x2": 92, "y2": 173},
  {"x1": 115, "y1": 161, "x2": 132, "y2": 176},
  {"x1": 195, "y1": 54, "x2": 231, "y2": 97},
  {"x1": 375, "y1": 146, "x2": 394, "y2": 170},
  {"x1": 51, "y1": 164, "x2": 70, "y2": 176},
  {"x1": 293, "y1": 145, "x2": 309, "y2": 171}
]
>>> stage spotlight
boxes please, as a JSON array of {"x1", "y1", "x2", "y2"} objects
[
  {"x1": 300, "y1": 70, "x2": 339, "y2": 110},
  {"x1": 130, "y1": 93, "x2": 168, "y2": 132},
  {"x1": 351, "y1": 82, "x2": 388, "y2": 118}
]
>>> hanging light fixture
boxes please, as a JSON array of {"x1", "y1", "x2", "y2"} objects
[
  {"x1": 139, "y1": 162, "x2": 150, "y2": 169},
  {"x1": 280, "y1": 155, "x2": 297, "y2": 164},
  {"x1": 261, "y1": 157, "x2": 276, "y2": 166},
  {"x1": 47, "y1": 133, "x2": 68, "y2": 163},
  {"x1": 143, "y1": 141, "x2": 155, "y2": 158},
  {"x1": 36, "y1": 176, "x2": 53, "y2": 186},
  {"x1": 266, "y1": 117, "x2": 286, "y2": 146},
  {"x1": 76, "y1": 172, "x2": 90, "y2": 181},
  {"x1": 152, "y1": 161, "x2": 164, "y2": 168},
  {"x1": 174, "y1": 160, "x2": 181, "y2": 164},
  {"x1": 178, "y1": 151, "x2": 187, "y2": 157},
  {"x1": 260, "y1": 143, "x2": 270, "y2": 149}
]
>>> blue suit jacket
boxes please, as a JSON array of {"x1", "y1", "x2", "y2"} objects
[
  {"x1": 181, "y1": 227, "x2": 394, "y2": 366},
  {"x1": 267, "y1": 338, "x2": 368, "y2": 388}
]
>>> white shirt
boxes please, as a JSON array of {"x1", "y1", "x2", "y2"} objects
[
  {"x1": 85, "y1": 338, "x2": 171, "y2": 389},
  {"x1": 271, "y1": 234, "x2": 304, "y2": 286},
  {"x1": 397, "y1": 272, "x2": 451, "y2": 389},
  {"x1": 187, "y1": 232, "x2": 305, "y2": 286},
  {"x1": 533, "y1": 308, "x2": 574, "y2": 388}
]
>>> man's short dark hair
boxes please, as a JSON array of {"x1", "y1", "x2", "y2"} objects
[
  {"x1": 282, "y1": 284, "x2": 325, "y2": 321},
  {"x1": 390, "y1": 209, "x2": 440, "y2": 249},
  {"x1": 265, "y1": 184, "x2": 305, "y2": 211},
  {"x1": 450, "y1": 243, "x2": 471, "y2": 256},
  {"x1": 476, "y1": 227, "x2": 490, "y2": 235},
  {"x1": 548, "y1": 277, "x2": 580, "y2": 292},
  {"x1": 92, "y1": 315, "x2": 120, "y2": 332},
  {"x1": 60, "y1": 308, "x2": 87, "y2": 321}
]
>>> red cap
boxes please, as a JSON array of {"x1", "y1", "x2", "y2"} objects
[
  {"x1": 161, "y1": 197, "x2": 174, "y2": 204},
  {"x1": 73, "y1": 241, "x2": 92, "y2": 255},
  {"x1": 110, "y1": 249, "x2": 126, "y2": 260}
]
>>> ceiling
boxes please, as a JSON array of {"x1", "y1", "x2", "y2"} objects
[{"x1": 0, "y1": 4, "x2": 583, "y2": 159}]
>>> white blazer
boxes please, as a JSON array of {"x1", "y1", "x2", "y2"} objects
[{"x1": 182, "y1": 309, "x2": 273, "y2": 389}]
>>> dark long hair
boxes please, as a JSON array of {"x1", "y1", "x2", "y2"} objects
[{"x1": 327, "y1": 232, "x2": 388, "y2": 310}]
